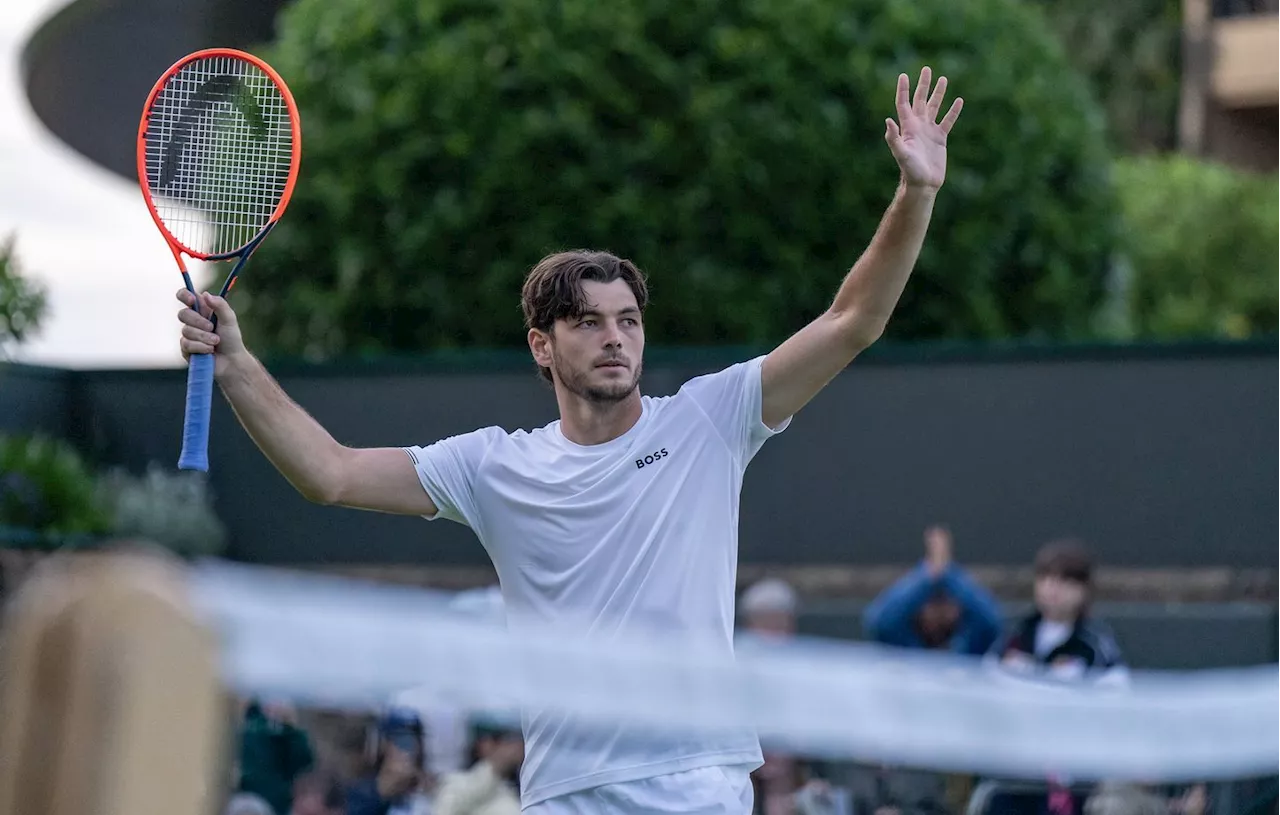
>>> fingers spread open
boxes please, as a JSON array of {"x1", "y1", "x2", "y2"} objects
[
  {"x1": 913, "y1": 66, "x2": 932, "y2": 111},
  {"x1": 940, "y1": 97, "x2": 964, "y2": 134},
  {"x1": 895, "y1": 73, "x2": 911, "y2": 122},
  {"x1": 927, "y1": 76, "x2": 948, "y2": 119}
]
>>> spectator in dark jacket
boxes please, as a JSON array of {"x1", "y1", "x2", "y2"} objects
[
  {"x1": 988, "y1": 539, "x2": 1127, "y2": 686},
  {"x1": 237, "y1": 700, "x2": 315, "y2": 815},
  {"x1": 345, "y1": 708, "x2": 427, "y2": 815},
  {"x1": 984, "y1": 540, "x2": 1128, "y2": 815},
  {"x1": 863, "y1": 525, "x2": 1003, "y2": 656}
]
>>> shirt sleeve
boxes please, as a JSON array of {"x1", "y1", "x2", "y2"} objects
[
  {"x1": 402, "y1": 427, "x2": 502, "y2": 529},
  {"x1": 679, "y1": 355, "x2": 791, "y2": 469}
]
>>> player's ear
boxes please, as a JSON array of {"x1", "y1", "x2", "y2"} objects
[{"x1": 528, "y1": 327, "x2": 553, "y2": 369}]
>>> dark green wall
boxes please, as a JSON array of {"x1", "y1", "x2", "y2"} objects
[{"x1": 3, "y1": 341, "x2": 1276, "y2": 569}]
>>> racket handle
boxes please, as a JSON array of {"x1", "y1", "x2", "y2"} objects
[{"x1": 178, "y1": 353, "x2": 216, "y2": 471}]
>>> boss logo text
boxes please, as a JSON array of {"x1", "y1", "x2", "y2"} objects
[{"x1": 635, "y1": 448, "x2": 670, "y2": 469}]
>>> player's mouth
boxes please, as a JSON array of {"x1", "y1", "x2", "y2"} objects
[{"x1": 595, "y1": 359, "x2": 628, "y2": 369}]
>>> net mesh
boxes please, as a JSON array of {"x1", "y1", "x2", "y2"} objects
[{"x1": 142, "y1": 54, "x2": 294, "y2": 256}]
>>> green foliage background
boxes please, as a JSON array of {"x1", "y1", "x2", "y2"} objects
[
  {"x1": 0, "y1": 434, "x2": 109, "y2": 539},
  {"x1": 1030, "y1": 0, "x2": 1182, "y2": 153},
  {"x1": 1111, "y1": 155, "x2": 1278, "y2": 339},
  {"x1": 237, "y1": 0, "x2": 1119, "y2": 358}
]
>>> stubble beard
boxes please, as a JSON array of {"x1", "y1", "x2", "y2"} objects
[{"x1": 553, "y1": 354, "x2": 642, "y2": 404}]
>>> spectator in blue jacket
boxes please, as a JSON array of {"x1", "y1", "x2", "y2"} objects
[
  {"x1": 345, "y1": 708, "x2": 427, "y2": 815},
  {"x1": 863, "y1": 525, "x2": 1003, "y2": 655}
]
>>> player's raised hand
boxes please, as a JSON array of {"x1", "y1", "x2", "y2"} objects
[
  {"x1": 885, "y1": 67, "x2": 963, "y2": 191},
  {"x1": 176, "y1": 288, "x2": 246, "y2": 375}
]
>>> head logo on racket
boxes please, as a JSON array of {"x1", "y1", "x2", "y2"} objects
[{"x1": 136, "y1": 48, "x2": 301, "y2": 472}]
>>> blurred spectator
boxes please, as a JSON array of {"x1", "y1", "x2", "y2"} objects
[
  {"x1": 237, "y1": 699, "x2": 316, "y2": 815},
  {"x1": 1083, "y1": 782, "x2": 1195, "y2": 815},
  {"x1": 863, "y1": 525, "x2": 1002, "y2": 655},
  {"x1": 1167, "y1": 784, "x2": 1210, "y2": 815},
  {"x1": 225, "y1": 792, "x2": 277, "y2": 815},
  {"x1": 346, "y1": 708, "x2": 429, "y2": 815},
  {"x1": 848, "y1": 526, "x2": 1000, "y2": 815},
  {"x1": 291, "y1": 769, "x2": 347, "y2": 815},
  {"x1": 396, "y1": 586, "x2": 509, "y2": 781},
  {"x1": 738, "y1": 578, "x2": 850, "y2": 814},
  {"x1": 740, "y1": 577, "x2": 803, "y2": 813},
  {"x1": 433, "y1": 715, "x2": 524, "y2": 815},
  {"x1": 988, "y1": 540, "x2": 1126, "y2": 685},
  {"x1": 984, "y1": 540, "x2": 1127, "y2": 815},
  {"x1": 741, "y1": 577, "x2": 799, "y2": 639},
  {"x1": 841, "y1": 764, "x2": 963, "y2": 815}
]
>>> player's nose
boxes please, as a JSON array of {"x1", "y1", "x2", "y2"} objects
[{"x1": 601, "y1": 322, "x2": 624, "y2": 347}]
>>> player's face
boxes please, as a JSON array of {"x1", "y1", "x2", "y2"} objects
[{"x1": 548, "y1": 279, "x2": 645, "y2": 404}]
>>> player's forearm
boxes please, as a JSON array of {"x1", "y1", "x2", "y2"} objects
[
  {"x1": 216, "y1": 353, "x2": 347, "y2": 503},
  {"x1": 829, "y1": 181, "x2": 938, "y2": 346}
]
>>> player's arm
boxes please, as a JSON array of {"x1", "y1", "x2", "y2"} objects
[
  {"x1": 218, "y1": 354, "x2": 434, "y2": 514},
  {"x1": 760, "y1": 68, "x2": 962, "y2": 429},
  {"x1": 178, "y1": 290, "x2": 437, "y2": 516}
]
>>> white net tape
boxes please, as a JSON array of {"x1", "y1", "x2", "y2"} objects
[{"x1": 189, "y1": 561, "x2": 1278, "y2": 784}]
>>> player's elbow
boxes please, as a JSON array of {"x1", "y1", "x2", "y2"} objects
[
  {"x1": 299, "y1": 478, "x2": 343, "y2": 507},
  {"x1": 302, "y1": 484, "x2": 342, "y2": 507},
  {"x1": 829, "y1": 309, "x2": 885, "y2": 354},
  {"x1": 298, "y1": 447, "x2": 351, "y2": 506},
  {"x1": 852, "y1": 323, "x2": 886, "y2": 353}
]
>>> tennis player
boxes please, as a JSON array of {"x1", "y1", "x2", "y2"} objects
[{"x1": 177, "y1": 68, "x2": 961, "y2": 814}]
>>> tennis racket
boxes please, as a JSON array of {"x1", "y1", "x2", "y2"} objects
[{"x1": 136, "y1": 48, "x2": 301, "y2": 472}]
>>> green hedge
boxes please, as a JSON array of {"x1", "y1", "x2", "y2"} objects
[
  {"x1": 0, "y1": 434, "x2": 107, "y2": 541},
  {"x1": 1112, "y1": 155, "x2": 1278, "y2": 339},
  {"x1": 0, "y1": 434, "x2": 228, "y2": 556},
  {"x1": 233, "y1": 0, "x2": 1117, "y2": 356}
]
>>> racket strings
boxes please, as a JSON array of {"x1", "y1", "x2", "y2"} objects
[{"x1": 144, "y1": 55, "x2": 294, "y2": 256}]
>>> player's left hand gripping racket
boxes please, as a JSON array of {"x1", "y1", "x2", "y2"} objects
[{"x1": 136, "y1": 48, "x2": 301, "y2": 472}]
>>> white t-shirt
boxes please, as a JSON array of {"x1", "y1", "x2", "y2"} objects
[{"x1": 403, "y1": 356, "x2": 790, "y2": 807}]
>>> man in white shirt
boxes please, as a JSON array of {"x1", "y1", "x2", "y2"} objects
[{"x1": 175, "y1": 68, "x2": 962, "y2": 814}]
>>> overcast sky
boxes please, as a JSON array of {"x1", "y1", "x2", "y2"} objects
[{"x1": 2, "y1": 0, "x2": 183, "y2": 369}]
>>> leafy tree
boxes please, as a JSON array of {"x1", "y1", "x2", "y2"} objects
[
  {"x1": 0, "y1": 236, "x2": 48, "y2": 358},
  {"x1": 241, "y1": 0, "x2": 1117, "y2": 357},
  {"x1": 1111, "y1": 155, "x2": 1278, "y2": 339},
  {"x1": 1031, "y1": 0, "x2": 1182, "y2": 154}
]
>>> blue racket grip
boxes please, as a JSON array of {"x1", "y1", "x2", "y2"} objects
[{"x1": 177, "y1": 352, "x2": 215, "y2": 471}]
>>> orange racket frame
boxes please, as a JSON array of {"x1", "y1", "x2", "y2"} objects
[{"x1": 136, "y1": 47, "x2": 302, "y2": 269}]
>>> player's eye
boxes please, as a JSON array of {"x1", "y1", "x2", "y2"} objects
[{"x1": 579, "y1": 319, "x2": 597, "y2": 328}]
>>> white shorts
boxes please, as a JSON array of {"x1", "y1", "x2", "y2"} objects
[{"x1": 523, "y1": 765, "x2": 755, "y2": 814}]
